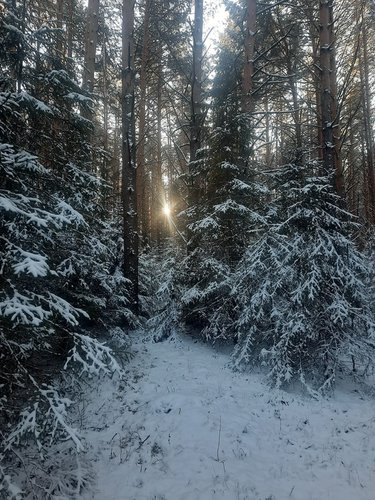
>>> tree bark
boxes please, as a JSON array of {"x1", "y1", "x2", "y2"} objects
[
  {"x1": 189, "y1": 0, "x2": 203, "y2": 205},
  {"x1": 319, "y1": 0, "x2": 344, "y2": 196},
  {"x1": 83, "y1": 0, "x2": 99, "y2": 105},
  {"x1": 67, "y1": 0, "x2": 74, "y2": 67},
  {"x1": 122, "y1": 0, "x2": 138, "y2": 313},
  {"x1": 56, "y1": 0, "x2": 64, "y2": 68},
  {"x1": 241, "y1": 0, "x2": 256, "y2": 115},
  {"x1": 137, "y1": 0, "x2": 151, "y2": 243},
  {"x1": 359, "y1": 11, "x2": 375, "y2": 222},
  {"x1": 156, "y1": 68, "x2": 163, "y2": 246},
  {"x1": 102, "y1": 35, "x2": 109, "y2": 207},
  {"x1": 240, "y1": 0, "x2": 256, "y2": 166}
]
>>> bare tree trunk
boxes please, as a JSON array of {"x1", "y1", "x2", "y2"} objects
[
  {"x1": 189, "y1": 0, "x2": 203, "y2": 204},
  {"x1": 287, "y1": 52, "x2": 302, "y2": 162},
  {"x1": 278, "y1": 18, "x2": 302, "y2": 163},
  {"x1": 67, "y1": 0, "x2": 74, "y2": 73},
  {"x1": 102, "y1": 35, "x2": 109, "y2": 207},
  {"x1": 319, "y1": 0, "x2": 333, "y2": 175},
  {"x1": 328, "y1": 2, "x2": 344, "y2": 196},
  {"x1": 306, "y1": 6, "x2": 323, "y2": 162},
  {"x1": 122, "y1": 0, "x2": 138, "y2": 313},
  {"x1": 156, "y1": 70, "x2": 163, "y2": 247},
  {"x1": 56, "y1": 0, "x2": 64, "y2": 68},
  {"x1": 83, "y1": 0, "x2": 99, "y2": 109},
  {"x1": 241, "y1": 0, "x2": 256, "y2": 115},
  {"x1": 150, "y1": 64, "x2": 163, "y2": 246},
  {"x1": 265, "y1": 96, "x2": 272, "y2": 167},
  {"x1": 319, "y1": 0, "x2": 344, "y2": 196},
  {"x1": 112, "y1": 109, "x2": 122, "y2": 208},
  {"x1": 359, "y1": 12, "x2": 375, "y2": 222},
  {"x1": 347, "y1": 113, "x2": 356, "y2": 215},
  {"x1": 16, "y1": 0, "x2": 27, "y2": 92},
  {"x1": 137, "y1": 0, "x2": 151, "y2": 243},
  {"x1": 240, "y1": 0, "x2": 256, "y2": 166}
]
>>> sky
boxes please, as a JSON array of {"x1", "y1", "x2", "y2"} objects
[{"x1": 205, "y1": 0, "x2": 229, "y2": 54}]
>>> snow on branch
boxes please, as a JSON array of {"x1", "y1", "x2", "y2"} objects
[
  {"x1": 12, "y1": 250, "x2": 50, "y2": 277},
  {"x1": 5, "y1": 387, "x2": 82, "y2": 452},
  {"x1": 0, "y1": 291, "x2": 47, "y2": 325},
  {"x1": 47, "y1": 293, "x2": 89, "y2": 325},
  {"x1": 55, "y1": 199, "x2": 86, "y2": 226},
  {"x1": 64, "y1": 332, "x2": 123, "y2": 378},
  {"x1": 17, "y1": 91, "x2": 53, "y2": 115},
  {"x1": 0, "y1": 464, "x2": 22, "y2": 500},
  {"x1": 0, "y1": 192, "x2": 79, "y2": 229},
  {"x1": 1, "y1": 339, "x2": 83, "y2": 453},
  {"x1": 0, "y1": 290, "x2": 88, "y2": 326}
]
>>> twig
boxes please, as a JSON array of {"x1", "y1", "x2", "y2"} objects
[
  {"x1": 216, "y1": 416, "x2": 222, "y2": 462},
  {"x1": 137, "y1": 434, "x2": 150, "y2": 451},
  {"x1": 95, "y1": 402, "x2": 106, "y2": 415}
]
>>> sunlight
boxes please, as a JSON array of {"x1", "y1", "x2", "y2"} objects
[{"x1": 163, "y1": 204, "x2": 171, "y2": 217}]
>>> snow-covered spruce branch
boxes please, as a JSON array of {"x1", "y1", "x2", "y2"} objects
[
  {"x1": 1, "y1": 337, "x2": 83, "y2": 453},
  {"x1": 5, "y1": 385, "x2": 82, "y2": 452},
  {"x1": 1, "y1": 324, "x2": 124, "y2": 456},
  {"x1": 0, "y1": 463, "x2": 23, "y2": 500},
  {"x1": 0, "y1": 288, "x2": 88, "y2": 326},
  {"x1": 64, "y1": 332, "x2": 124, "y2": 378}
]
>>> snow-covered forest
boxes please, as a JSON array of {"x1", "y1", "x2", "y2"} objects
[{"x1": 1, "y1": 0, "x2": 375, "y2": 498}]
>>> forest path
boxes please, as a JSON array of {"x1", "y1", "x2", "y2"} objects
[{"x1": 83, "y1": 332, "x2": 375, "y2": 500}]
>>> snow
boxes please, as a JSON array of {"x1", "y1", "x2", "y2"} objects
[
  {"x1": 13, "y1": 250, "x2": 49, "y2": 277},
  {"x1": 81, "y1": 333, "x2": 375, "y2": 500},
  {"x1": 189, "y1": 216, "x2": 219, "y2": 231},
  {"x1": 18, "y1": 91, "x2": 53, "y2": 115},
  {"x1": 0, "y1": 291, "x2": 46, "y2": 325},
  {"x1": 56, "y1": 199, "x2": 86, "y2": 226},
  {"x1": 65, "y1": 92, "x2": 94, "y2": 104},
  {"x1": 48, "y1": 292, "x2": 89, "y2": 325}
]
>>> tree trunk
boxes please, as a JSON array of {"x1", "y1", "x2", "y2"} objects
[
  {"x1": 328, "y1": 2, "x2": 344, "y2": 196},
  {"x1": 359, "y1": 13, "x2": 375, "y2": 222},
  {"x1": 16, "y1": 0, "x2": 27, "y2": 92},
  {"x1": 319, "y1": 0, "x2": 344, "y2": 196},
  {"x1": 241, "y1": 0, "x2": 256, "y2": 115},
  {"x1": 189, "y1": 0, "x2": 203, "y2": 204},
  {"x1": 137, "y1": 0, "x2": 151, "y2": 243},
  {"x1": 122, "y1": 0, "x2": 138, "y2": 313},
  {"x1": 83, "y1": 0, "x2": 99, "y2": 112},
  {"x1": 67, "y1": 0, "x2": 74, "y2": 73},
  {"x1": 240, "y1": 0, "x2": 256, "y2": 166},
  {"x1": 102, "y1": 35, "x2": 109, "y2": 207},
  {"x1": 156, "y1": 70, "x2": 163, "y2": 247},
  {"x1": 112, "y1": 109, "x2": 122, "y2": 207},
  {"x1": 55, "y1": 0, "x2": 65, "y2": 69},
  {"x1": 308, "y1": 19, "x2": 323, "y2": 162}
]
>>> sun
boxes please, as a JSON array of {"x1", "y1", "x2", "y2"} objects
[{"x1": 163, "y1": 204, "x2": 171, "y2": 217}]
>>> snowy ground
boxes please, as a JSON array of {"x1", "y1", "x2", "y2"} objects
[{"x1": 81, "y1": 333, "x2": 375, "y2": 500}]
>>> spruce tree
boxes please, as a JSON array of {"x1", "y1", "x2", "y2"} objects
[
  {"x1": 179, "y1": 11, "x2": 267, "y2": 341},
  {"x1": 0, "y1": 3, "x2": 128, "y2": 493},
  {"x1": 233, "y1": 163, "x2": 374, "y2": 393}
]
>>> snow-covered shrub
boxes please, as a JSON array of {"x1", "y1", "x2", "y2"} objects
[
  {"x1": 233, "y1": 163, "x2": 374, "y2": 393},
  {"x1": 55, "y1": 212, "x2": 135, "y2": 328},
  {"x1": 138, "y1": 248, "x2": 163, "y2": 319},
  {"x1": 364, "y1": 231, "x2": 375, "y2": 376},
  {"x1": 143, "y1": 243, "x2": 186, "y2": 341},
  {"x1": 178, "y1": 247, "x2": 236, "y2": 340}
]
